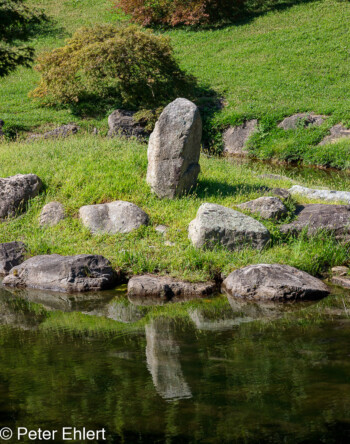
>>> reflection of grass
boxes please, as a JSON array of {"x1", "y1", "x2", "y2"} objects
[{"x1": 0, "y1": 135, "x2": 348, "y2": 282}]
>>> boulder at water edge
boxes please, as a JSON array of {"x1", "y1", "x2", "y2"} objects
[
  {"x1": 79, "y1": 201, "x2": 149, "y2": 234},
  {"x1": 0, "y1": 242, "x2": 26, "y2": 275},
  {"x1": 0, "y1": 174, "x2": 42, "y2": 219},
  {"x1": 3, "y1": 254, "x2": 117, "y2": 292},
  {"x1": 146, "y1": 98, "x2": 202, "y2": 199},
  {"x1": 188, "y1": 203, "x2": 271, "y2": 251},
  {"x1": 222, "y1": 264, "x2": 330, "y2": 302}
]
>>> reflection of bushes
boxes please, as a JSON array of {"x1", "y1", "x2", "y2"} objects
[{"x1": 30, "y1": 24, "x2": 194, "y2": 111}]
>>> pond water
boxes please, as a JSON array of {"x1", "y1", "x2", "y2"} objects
[{"x1": 1, "y1": 282, "x2": 350, "y2": 443}]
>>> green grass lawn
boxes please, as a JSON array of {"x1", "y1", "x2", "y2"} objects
[
  {"x1": 1, "y1": 0, "x2": 350, "y2": 167},
  {"x1": 0, "y1": 135, "x2": 348, "y2": 282}
]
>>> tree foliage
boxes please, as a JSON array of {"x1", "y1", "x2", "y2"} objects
[
  {"x1": 0, "y1": 0, "x2": 47, "y2": 77},
  {"x1": 114, "y1": 0, "x2": 246, "y2": 26},
  {"x1": 30, "y1": 24, "x2": 194, "y2": 109}
]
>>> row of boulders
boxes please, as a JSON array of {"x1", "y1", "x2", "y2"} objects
[
  {"x1": 0, "y1": 245, "x2": 332, "y2": 302},
  {"x1": 223, "y1": 114, "x2": 350, "y2": 156}
]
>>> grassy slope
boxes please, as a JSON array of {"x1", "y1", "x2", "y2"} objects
[
  {"x1": 1, "y1": 0, "x2": 350, "y2": 167},
  {"x1": 0, "y1": 135, "x2": 348, "y2": 281}
]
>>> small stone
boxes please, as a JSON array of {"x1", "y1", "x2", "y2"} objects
[
  {"x1": 319, "y1": 124, "x2": 350, "y2": 145},
  {"x1": 188, "y1": 203, "x2": 270, "y2": 251},
  {"x1": 0, "y1": 174, "x2": 42, "y2": 219},
  {"x1": 79, "y1": 201, "x2": 149, "y2": 234},
  {"x1": 223, "y1": 120, "x2": 258, "y2": 156},
  {"x1": 146, "y1": 98, "x2": 202, "y2": 199},
  {"x1": 3, "y1": 254, "x2": 117, "y2": 293},
  {"x1": 269, "y1": 188, "x2": 291, "y2": 200},
  {"x1": 155, "y1": 225, "x2": 168, "y2": 235},
  {"x1": 39, "y1": 201, "x2": 65, "y2": 227},
  {"x1": 237, "y1": 196, "x2": 287, "y2": 219},
  {"x1": 289, "y1": 185, "x2": 350, "y2": 203},
  {"x1": 27, "y1": 124, "x2": 79, "y2": 141},
  {"x1": 332, "y1": 266, "x2": 349, "y2": 276},
  {"x1": 222, "y1": 263, "x2": 330, "y2": 302},
  {"x1": 0, "y1": 242, "x2": 26, "y2": 275},
  {"x1": 332, "y1": 276, "x2": 350, "y2": 289},
  {"x1": 108, "y1": 109, "x2": 148, "y2": 139},
  {"x1": 278, "y1": 113, "x2": 325, "y2": 130},
  {"x1": 128, "y1": 275, "x2": 216, "y2": 305}
]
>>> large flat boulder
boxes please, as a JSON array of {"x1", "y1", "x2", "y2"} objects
[
  {"x1": 237, "y1": 196, "x2": 287, "y2": 219},
  {"x1": 188, "y1": 203, "x2": 271, "y2": 251},
  {"x1": 223, "y1": 119, "x2": 258, "y2": 156},
  {"x1": 146, "y1": 98, "x2": 202, "y2": 199},
  {"x1": 319, "y1": 123, "x2": 350, "y2": 145},
  {"x1": 108, "y1": 109, "x2": 148, "y2": 139},
  {"x1": 0, "y1": 174, "x2": 42, "y2": 219},
  {"x1": 280, "y1": 204, "x2": 350, "y2": 240},
  {"x1": 128, "y1": 275, "x2": 216, "y2": 305},
  {"x1": 278, "y1": 113, "x2": 325, "y2": 130},
  {"x1": 222, "y1": 264, "x2": 330, "y2": 302},
  {"x1": 0, "y1": 242, "x2": 26, "y2": 275},
  {"x1": 2, "y1": 254, "x2": 117, "y2": 293},
  {"x1": 289, "y1": 185, "x2": 350, "y2": 203},
  {"x1": 79, "y1": 201, "x2": 149, "y2": 234}
]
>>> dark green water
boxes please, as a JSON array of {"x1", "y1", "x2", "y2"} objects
[{"x1": 1, "y1": 284, "x2": 350, "y2": 443}]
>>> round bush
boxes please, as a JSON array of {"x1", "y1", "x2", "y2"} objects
[{"x1": 30, "y1": 24, "x2": 192, "y2": 109}]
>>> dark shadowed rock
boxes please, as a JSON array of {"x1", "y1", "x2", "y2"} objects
[
  {"x1": 222, "y1": 264, "x2": 330, "y2": 302},
  {"x1": 278, "y1": 113, "x2": 325, "y2": 130},
  {"x1": 269, "y1": 187, "x2": 291, "y2": 200},
  {"x1": 223, "y1": 119, "x2": 258, "y2": 156},
  {"x1": 0, "y1": 119, "x2": 4, "y2": 137},
  {"x1": 188, "y1": 203, "x2": 270, "y2": 251},
  {"x1": 3, "y1": 254, "x2": 117, "y2": 293},
  {"x1": 145, "y1": 317, "x2": 192, "y2": 400},
  {"x1": 289, "y1": 185, "x2": 350, "y2": 203},
  {"x1": 79, "y1": 201, "x2": 149, "y2": 234},
  {"x1": 39, "y1": 201, "x2": 66, "y2": 227},
  {"x1": 146, "y1": 98, "x2": 202, "y2": 199},
  {"x1": 0, "y1": 242, "x2": 26, "y2": 275},
  {"x1": 108, "y1": 109, "x2": 148, "y2": 139},
  {"x1": 0, "y1": 174, "x2": 42, "y2": 219},
  {"x1": 319, "y1": 123, "x2": 350, "y2": 145},
  {"x1": 280, "y1": 204, "x2": 350, "y2": 241},
  {"x1": 27, "y1": 124, "x2": 79, "y2": 141},
  {"x1": 128, "y1": 275, "x2": 216, "y2": 305},
  {"x1": 237, "y1": 196, "x2": 287, "y2": 219}
]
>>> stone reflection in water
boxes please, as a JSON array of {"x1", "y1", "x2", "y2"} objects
[
  {"x1": 0, "y1": 288, "x2": 46, "y2": 330},
  {"x1": 87, "y1": 299, "x2": 145, "y2": 323},
  {"x1": 188, "y1": 306, "x2": 249, "y2": 331},
  {"x1": 145, "y1": 317, "x2": 192, "y2": 401},
  {"x1": 3, "y1": 285, "x2": 116, "y2": 313}
]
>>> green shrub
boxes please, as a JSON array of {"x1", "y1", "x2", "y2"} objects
[{"x1": 30, "y1": 24, "x2": 193, "y2": 109}]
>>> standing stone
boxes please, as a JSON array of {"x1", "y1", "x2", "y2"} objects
[
  {"x1": 0, "y1": 174, "x2": 42, "y2": 219},
  {"x1": 146, "y1": 98, "x2": 202, "y2": 199},
  {"x1": 79, "y1": 201, "x2": 149, "y2": 234},
  {"x1": 0, "y1": 242, "x2": 26, "y2": 275},
  {"x1": 39, "y1": 201, "x2": 66, "y2": 227},
  {"x1": 188, "y1": 203, "x2": 271, "y2": 251},
  {"x1": 223, "y1": 120, "x2": 258, "y2": 156}
]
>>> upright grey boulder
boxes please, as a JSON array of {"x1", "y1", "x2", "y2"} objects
[
  {"x1": 3, "y1": 254, "x2": 117, "y2": 293},
  {"x1": 188, "y1": 203, "x2": 271, "y2": 251},
  {"x1": 147, "y1": 98, "x2": 202, "y2": 199},
  {"x1": 79, "y1": 201, "x2": 149, "y2": 234},
  {"x1": 222, "y1": 264, "x2": 330, "y2": 302},
  {"x1": 0, "y1": 174, "x2": 42, "y2": 219},
  {"x1": 0, "y1": 242, "x2": 26, "y2": 275}
]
